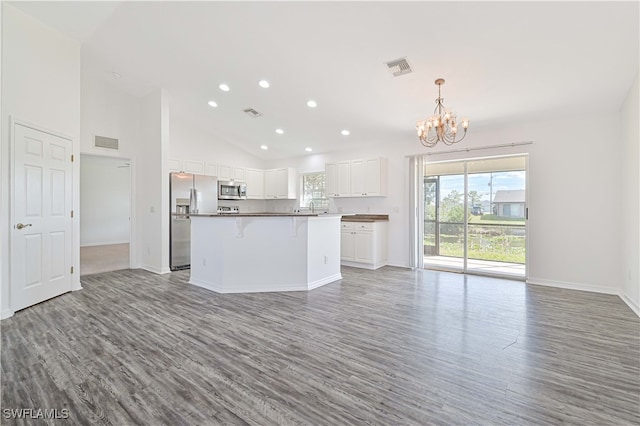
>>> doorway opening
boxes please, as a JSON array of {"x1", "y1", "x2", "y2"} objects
[
  {"x1": 423, "y1": 155, "x2": 527, "y2": 279},
  {"x1": 80, "y1": 154, "x2": 132, "y2": 275}
]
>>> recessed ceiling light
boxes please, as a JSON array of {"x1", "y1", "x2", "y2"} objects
[
  {"x1": 112, "y1": 72, "x2": 121, "y2": 78},
  {"x1": 219, "y1": 83, "x2": 230, "y2": 92},
  {"x1": 275, "y1": 128, "x2": 284, "y2": 134},
  {"x1": 306, "y1": 100, "x2": 317, "y2": 108},
  {"x1": 207, "y1": 100, "x2": 218, "y2": 107},
  {"x1": 305, "y1": 147, "x2": 313, "y2": 152},
  {"x1": 258, "y1": 80, "x2": 270, "y2": 88},
  {"x1": 260, "y1": 145, "x2": 269, "y2": 150},
  {"x1": 341, "y1": 129, "x2": 350, "y2": 136}
]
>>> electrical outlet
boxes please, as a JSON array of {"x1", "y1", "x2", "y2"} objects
[
  {"x1": 149, "y1": 206, "x2": 155, "y2": 213},
  {"x1": 324, "y1": 256, "x2": 328, "y2": 264},
  {"x1": 203, "y1": 258, "x2": 207, "y2": 266},
  {"x1": 147, "y1": 247, "x2": 150, "y2": 254}
]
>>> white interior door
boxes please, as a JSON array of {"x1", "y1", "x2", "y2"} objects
[{"x1": 11, "y1": 123, "x2": 73, "y2": 311}]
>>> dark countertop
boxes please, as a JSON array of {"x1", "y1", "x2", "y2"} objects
[
  {"x1": 189, "y1": 213, "x2": 345, "y2": 218},
  {"x1": 341, "y1": 214, "x2": 389, "y2": 222}
]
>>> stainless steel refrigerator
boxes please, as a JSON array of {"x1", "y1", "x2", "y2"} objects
[{"x1": 170, "y1": 172, "x2": 217, "y2": 270}]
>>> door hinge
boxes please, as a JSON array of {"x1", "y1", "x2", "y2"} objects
[
  {"x1": 71, "y1": 154, "x2": 74, "y2": 162},
  {"x1": 70, "y1": 266, "x2": 74, "y2": 274},
  {"x1": 71, "y1": 210, "x2": 74, "y2": 218}
]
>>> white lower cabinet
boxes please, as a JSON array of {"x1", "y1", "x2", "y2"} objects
[{"x1": 340, "y1": 221, "x2": 387, "y2": 269}]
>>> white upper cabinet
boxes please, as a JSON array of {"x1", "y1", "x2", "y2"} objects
[
  {"x1": 245, "y1": 168, "x2": 264, "y2": 199},
  {"x1": 359, "y1": 157, "x2": 387, "y2": 196},
  {"x1": 337, "y1": 161, "x2": 351, "y2": 197},
  {"x1": 218, "y1": 164, "x2": 232, "y2": 180},
  {"x1": 264, "y1": 168, "x2": 297, "y2": 199},
  {"x1": 204, "y1": 162, "x2": 218, "y2": 177},
  {"x1": 325, "y1": 157, "x2": 387, "y2": 197},
  {"x1": 183, "y1": 160, "x2": 205, "y2": 174},
  {"x1": 168, "y1": 158, "x2": 183, "y2": 173},
  {"x1": 326, "y1": 161, "x2": 351, "y2": 197},
  {"x1": 350, "y1": 159, "x2": 365, "y2": 196},
  {"x1": 325, "y1": 163, "x2": 338, "y2": 197},
  {"x1": 233, "y1": 167, "x2": 246, "y2": 182}
]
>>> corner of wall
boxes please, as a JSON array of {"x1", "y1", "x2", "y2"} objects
[{"x1": 620, "y1": 290, "x2": 640, "y2": 317}]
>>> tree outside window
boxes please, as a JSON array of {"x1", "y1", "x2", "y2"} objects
[{"x1": 300, "y1": 172, "x2": 329, "y2": 211}]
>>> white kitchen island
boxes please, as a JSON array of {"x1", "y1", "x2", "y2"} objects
[{"x1": 189, "y1": 214, "x2": 343, "y2": 293}]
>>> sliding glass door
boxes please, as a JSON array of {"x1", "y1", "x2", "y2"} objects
[{"x1": 423, "y1": 155, "x2": 527, "y2": 279}]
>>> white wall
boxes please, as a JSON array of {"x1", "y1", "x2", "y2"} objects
[
  {"x1": 81, "y1": 62, "x2": 141, "y2": 159},
  {"x1": 80, "y1": 155, "x2": 131, "y2": 246},
  {"x1": 80, "y1": 60, "x2": 142, "y2": 267},
  {"x1": 621, "y1": 72, "x2": 639, "y2": 315},
  {"x1": 1, "y1": 5, "x2": 81, "y2": 318},
  {"x1": 169, "y1": 113, "x2": 265, "y2": 169},
  {"x1": 170, "y1": 113, "x2": 271, "y2": 213},
  {"x1": 269, "y1": 111, "x2": 627, "y2": 296},
  {"x1": 268, "y1": 146, "x2": 410, "y2": 268},
  {"x1": 136, "y1": 89, "x2": 170, "y2": 274},
  {"x1": 462, "y1": 115, "x2": 623, "y2": 294}
]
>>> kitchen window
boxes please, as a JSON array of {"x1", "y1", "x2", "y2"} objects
[{"x1": 300, "y1": 172, "x2": 329, "y2": 211}]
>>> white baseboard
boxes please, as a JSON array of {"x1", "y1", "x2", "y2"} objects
[
  {"x1": 1, "y1": 309, "x2": 14, "y2": 320},
  {"x1": 386, "y1": 259, "x2": 410, "y2": 268},
  {"x1": 80, "y1": 240, "x2": 130, "y2": 247},
  {"x1": 189, "y1": 274, "x2": 342, "y2": 294},
  {"x1": 189, "y1": 277, "x2": 223, "y2": 293},
  {"x1": 385, "y1": 262, "x2": 411, "y2": 269},
  {"x1": 341, "y1": 260, "x2": 386, "y2": 270},
  {"x1": 308, "y1": 273, "x2": 342, "y2": 290},
  {"x1": 619, "y1": 291, "x2": 640, "y2": 317},
  {"x1": 526, "y1": 277, "x2": 619, "y2": 295},
  {"x1": 140, "y1": 264, "x2": 171, "y2": 275}
]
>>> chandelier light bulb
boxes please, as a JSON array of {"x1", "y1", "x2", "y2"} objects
[{"x1": 416, "y1": 78, "x2": 469, "y2": 148}]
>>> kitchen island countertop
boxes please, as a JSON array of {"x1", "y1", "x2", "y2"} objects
[{"x1": 189, "y1": 212, "x2": 347, "y2": 218}]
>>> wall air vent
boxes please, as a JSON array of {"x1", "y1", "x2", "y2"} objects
[
  {"x1": 385, "y1": 57, "x2": 413, "y2": 77},
  {"x1": 94, "y1": 135, "x2": 119, "y2": 150},
  {"x1": 243, "y1": 108, "x2": 263, "y2": 118}
]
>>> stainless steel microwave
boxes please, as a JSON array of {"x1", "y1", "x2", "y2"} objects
[{"x1": 218, "y1": 180, "x2": 247, "y2": 200}]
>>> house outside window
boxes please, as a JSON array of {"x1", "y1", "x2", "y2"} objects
[
  {"x1": 300, "y1": 172, "x2": 329, "y2": 211},
  {"x1": 493, "y1": 189, "x2": 525, "y2": 218}
]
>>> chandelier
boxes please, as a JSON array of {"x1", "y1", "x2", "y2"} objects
[{"x1": 416, "y1": 78, "x2": 469, "y2": 148}]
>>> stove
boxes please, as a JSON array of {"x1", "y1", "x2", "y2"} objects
[{"x1": 217, "y1": 206, "x2": 240, "y2": 214}]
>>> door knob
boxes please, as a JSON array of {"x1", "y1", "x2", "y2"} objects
[{"x1": 16, "y1": 223, "x2": 32, "y2": 230}]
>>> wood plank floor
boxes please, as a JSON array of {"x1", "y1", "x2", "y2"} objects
[
  {"x1": 80, "y1": 244, "x2": 130, "y2": 276},
  {"x1": 2, "y1": 267, "x2": 639, "y2": 425}
]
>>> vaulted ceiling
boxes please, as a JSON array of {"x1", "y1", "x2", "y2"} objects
[{"x1": 9, "y1": 1, "x2": 639, "y2": 159}]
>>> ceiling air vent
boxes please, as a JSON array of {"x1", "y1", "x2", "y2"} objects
[
  {"x1": 94, "y1": 135, "x2": 119, "y2": 150},
  {"x1": 243, "y1": 108, "x2": 263, "y2": 118},
  {"x1": 385, "y1": 57, "x2": 412, "y2": 77}
]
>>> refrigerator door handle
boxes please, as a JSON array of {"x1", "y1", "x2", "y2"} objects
[{"x1": 189, "y1": 188, "x2": 198, "y2": 214}]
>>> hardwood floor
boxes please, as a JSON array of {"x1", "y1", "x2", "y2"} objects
[
  {"x1": 2, "y1": 267, "x2": 639, "y2": 425},
  {"x1": 80, "y1": 243, "x2": 130, "y2": 276}
]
